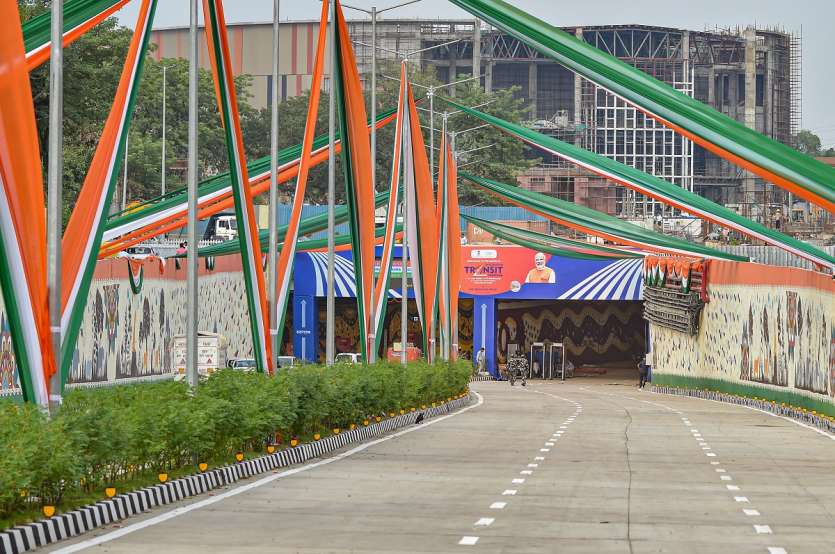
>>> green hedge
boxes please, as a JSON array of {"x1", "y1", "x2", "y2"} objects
[{"x1": 0, "y1": 360, "x2": 470, "y2": 525}]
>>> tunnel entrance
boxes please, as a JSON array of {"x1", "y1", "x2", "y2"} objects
[{"x1": 495, "y1": 299, "x2": 647, "y2": 379}]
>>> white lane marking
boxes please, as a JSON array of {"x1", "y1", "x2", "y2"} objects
[
  {"x1": 474, "y1": 518, "x2": 494, "y2": 527},
  {"x1": 721, "y1": 475, "x2": 732, "y2": 481},
  {"x1": 743, "y1": 509, "x2": 760, "y2": 516},
  {"x1": 653, "y1": 389, "x2": 835, "y2": 443},
  {"x1": 520, "y1": 470, "x2": 533, "y2": 475},
  {"x1": 528, "y1": 464, "x2": 538, "y2": 468},
  {"x1": 54, "y1": 392, "x2": 486, "y2": 553},
  {"x1": 502, "y1": 490, "x2": 517, "y2": 496},
  {"x1": 691, "y1": 429, "x2": 699, "y2": 433},
  {"x1": 707, "y1": 452, "x2": 717, "y2": 457},
  {"x1": 702, "y1": 447, "x2": 712, "y2": 450},
  {"x1": 559, "y1": 425, "x2": 568, "y2": 429},
  {"x1": 754, "y1": 525, "x2": 773, "y2": 534},
  {"x1": 490, "y1": 502, "x2": 507, "y2": 510},
  {"x1": 710, "y1": 461, "x2": 720, "y2": 466},
  {"x1": 540, "y1": 448, "x2": 550, "y2": 452},
  {"x1": 684, "y1": 422, "x2": 692, "y2": 426},
  {"x1": 535, "y1": 456, "x2": 545, "y2": 461},
  {"x1": 767, "y1": 547, "x2": 787, "y2": 554},
  {"x1": 545, "y1": 442, "x2": 555, "y2": 446},
  {"x1": 735, "y1": 496, "x2": 750, "y2": 503},
  {"x1": 512, "y1": 478, "x2": 525, "y2": 484},
  {"x1": 459, "y1": 536, "x2": 479, "y2": 546},
  {"x1": 727, "y1": 485, "x2": 740, "y2": 491},
  {"x1": 716, "y1": 469, "x2": 726, "y2": 473}
]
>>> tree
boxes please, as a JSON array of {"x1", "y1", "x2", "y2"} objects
[{"x1": 796, "y1": 130, "x2": 823, "y2": 156}]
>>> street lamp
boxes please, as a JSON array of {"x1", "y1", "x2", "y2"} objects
[{"x1": 268, "y1": 0, "x2": 281, "y2": 371}]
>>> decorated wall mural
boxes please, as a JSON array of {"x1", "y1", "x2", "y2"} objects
[
  {"x1": 651, "y1": 260, "x2": 835, "y2": 402},
  {"x1": 496, "y1": 300, "x2": 645, "y2": 366},
  {"x1": 0, "y1": 257, "x2": 254, "y2": 395}
]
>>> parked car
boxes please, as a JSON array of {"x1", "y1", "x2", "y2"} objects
[
  {"x1": 227, "y1": 358, "x2": 257, "y2": 372},
  {"x1": 335, "y1": 353, "x2": 361, "y2": 364},
  {"x1": 117, "y1": 245, "x2": 157, "y2": 260},
  {"x1": 277, "y1": 356, "x2": 297, "y2": 369}
]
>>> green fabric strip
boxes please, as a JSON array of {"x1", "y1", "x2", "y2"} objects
[
  {"x1": 22, "y1": 0, "x2": 124, "y2": 54},
  {"x1": 447, "y1": 0, "x2": 835, "y2": 211},
  {"x1": 446, "y1": 99, "x2": 835, "y2": 270},
  {"x1": 460, "y1": 172, "x2": 748, "y2": 262},
  {"x1": 462, "y1": 215, "x2": 640, "y2": 260},
  {"x1": 60, "y1": 0, "x2": 159, "y2": 385}
]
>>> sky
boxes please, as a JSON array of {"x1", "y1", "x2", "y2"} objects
[{"x1": 119, "y1": 0, "x2": 835, "y2": 148}]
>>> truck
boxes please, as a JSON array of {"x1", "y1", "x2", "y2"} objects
[
  {"x1": 202, "y1": 212, "x2": 238, "y2": 241},
  {"x1": 172, "y1": 332, "x2": 229, "y2": 379}
]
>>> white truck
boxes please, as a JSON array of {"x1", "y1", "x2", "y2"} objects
[
  {"x1": 172, "y1": 332, "x2": 229, "y2": 379},
  {"x1": 203, "y1": 213, "x2": 238, "y2": 241}
]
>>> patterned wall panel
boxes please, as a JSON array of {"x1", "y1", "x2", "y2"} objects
[{"x1": 651, "y1": 260, "x2": 835, "y2": 402}]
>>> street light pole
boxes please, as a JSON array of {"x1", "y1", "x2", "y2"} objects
[
  {"x1": 367, "y1": 5, "x2": 377, "y2": 363},
  {"x1": 400, "y1": 61, "x2": 409, "y2": 366},
  {"x1": 326, "y1": 0, "x2": 337, "y2": 366},
  {"x1": 186, "y1": 0, "x2": 199, "y2": 389},
  {"x1": 268, "y1": 0, "x2": 281, "y2": 371},
  {"x1": 47, "y1": 0, "x2": 64, "y2": 411},
  {"x1": 161, "y1": 65, "x2": 167, "y2": 197}
]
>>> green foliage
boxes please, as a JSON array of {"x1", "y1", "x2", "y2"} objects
[
  {"x1": 0, "y1": 361, "x2": 469, "y2": 525},
  {"x1": 795, "y1": 129, "x2": 835, "y2": 157}
]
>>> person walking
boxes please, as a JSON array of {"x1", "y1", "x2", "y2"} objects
[{"x1": 637, "y1": 356, "x2": 649, "y2": 389}]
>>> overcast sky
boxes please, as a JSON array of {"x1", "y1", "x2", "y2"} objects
[{"x1": 119, "y1": 0, "x2": 835, "y2": 148}]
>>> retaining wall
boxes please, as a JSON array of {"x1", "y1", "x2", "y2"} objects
[{"x1": 650, "y1": 260, "x2": 835, "y2": 414}]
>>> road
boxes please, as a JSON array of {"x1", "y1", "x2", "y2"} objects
[{"x1": 50, "y1": 375, "x2": 835, "y2": 554}]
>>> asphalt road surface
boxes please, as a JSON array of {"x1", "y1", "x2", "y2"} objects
[{"x1": 49, "y1": 376, "x2": 835, "y2": 553}]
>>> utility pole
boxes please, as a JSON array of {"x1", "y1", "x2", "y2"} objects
[
  {"x1": 267, "y1": 0, "x2": 281, "y2": 371},
  {"x1": 186, "y1": 0, "x2": 199, "y2": 388},
  {"x1": 47, "y1": 0, "x2": 64, "y2": 411},
  {"x1": 121, "y1": 133, "x2": 129, "y2": 211},
  {"x1": 326, "y1": 0, "x2": 337, "y2": 366}
]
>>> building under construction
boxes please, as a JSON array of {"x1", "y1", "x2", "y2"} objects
[{"x1": 151, "y1": 19, "x2": 802, "y2": 228}]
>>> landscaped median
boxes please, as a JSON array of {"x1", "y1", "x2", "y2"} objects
[{"x1": 0, "y1": 360, "x2": 471, "y2": 548}]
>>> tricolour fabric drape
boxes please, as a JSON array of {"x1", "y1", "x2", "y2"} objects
[
  {"x1": 446, "y1": 99, "x2": 835, "y2": 272},
  {"x1": 0, "y1": 5, "x2": 56, "y2": 404},
  {"x1": 448, "y1": 0, "x2": 835, "y2": 215},
  {"x1": 272, "y1": 0, "x2": 330, "y2": 353},
  {"x1": 333, "y1": 0, "x2": 376, "y2": 361},
  {"x1": 203, "y1": 0, "x2": 271, "y2": 372},
  {"x1": 401, "y1": 69, "x2": 439, "y2": 356},
  {"x1": 59, "y1": 0, "x2": 158, "y2": 382},
  {"x1": 371, "y1": 64, "x2": 407, "y2": 356},
  {"x1": 23, "y1": 0, "x2": 131, "y2": 71},
  {"x1": 461, "y1": 172, "x2": 748, "y2": 262}
]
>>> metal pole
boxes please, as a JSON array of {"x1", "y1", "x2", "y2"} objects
[
  {"x1": 47, "y1": 0, "x2": 64, "y2": 411},
  {"x1": 326, "y1": 0, "x2": 337, "y2": 366},
  {"x1": 186, "y1": 0, "x2": 199, "y2": 388},
  {"x1": 161, "y1": 65, "x2": 167, "y2": 197},
  {"x1": 121, "y1": 133, "x2": 129, "y2": 212},
  {"x1": 367, "y1": 6, "x2": 377, "y2": 363},
  {"x1": 268, "y1": 0, "x2": 281, "y2": 370},
  {"x1": 400, "y1": 63, "x2": 409, "y2": 366},
  {"x1": 429, "y1": 88, "x2": 434, "y2": 180}
]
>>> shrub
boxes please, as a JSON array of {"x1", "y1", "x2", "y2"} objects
[{"x1": 0, "y1": 360, "x2": 469, "y2": 525}]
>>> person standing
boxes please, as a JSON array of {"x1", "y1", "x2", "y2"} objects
[
  {"x1": 475, "y1": 347, "x2": 486, "y2": 375},
  {"x1": 638, "y1": 356, "x2": 649, "y2": 389}
]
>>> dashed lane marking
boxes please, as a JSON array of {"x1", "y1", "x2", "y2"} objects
[
  {"x1": 754, "y1": 525, "x2": 773, "y2": 534},
  {"x1": 502, "y1": 490, "x2": 517, "y2": 496},
  {"x1": 489, "y1": 502, "x2": 507, "y2": 510},
  {"x1": 458, "y1": 536, "x2": 479, "y2": 546},
  {"x1": 474, "y1": 518, "x2": 494, "y2": 527},
  {"x1": 735, "y1": 496, "x2": 750, "y2": 503},
  {"x1": 512, "y1": 478, "x2": 525, "y2": 484},
  {"x1": 743, "y1": 509, "x2": 761, "y2": 516}
]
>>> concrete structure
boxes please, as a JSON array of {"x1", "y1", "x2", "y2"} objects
[
  {"x1": 150, "y1": 21, "x2": 800, "y2": 224},
  {"x1": 48, "y1": 379, "x2": 835, "y2": 553}
]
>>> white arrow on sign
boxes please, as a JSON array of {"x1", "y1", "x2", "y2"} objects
[{"x1": 300, "y1": 299, "x2": 307, "y2": 328}]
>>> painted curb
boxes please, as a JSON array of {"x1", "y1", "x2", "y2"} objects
[
  {"x1": 653, "y1": 385, "x2": 835, "y2": 435},
  {"x1": 0, "y1": 394, "x2": 473, "y2": 554}
]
